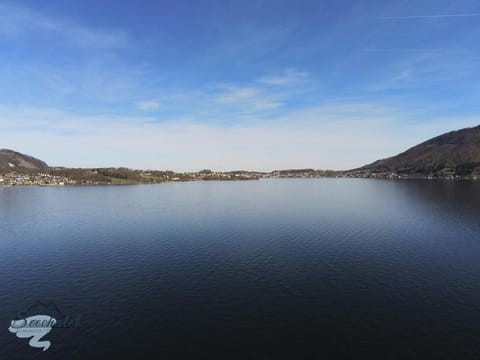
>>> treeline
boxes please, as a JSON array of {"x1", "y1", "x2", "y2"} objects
[{"x1": 48, "y1": 167, "x2": 186, "y2": 184}]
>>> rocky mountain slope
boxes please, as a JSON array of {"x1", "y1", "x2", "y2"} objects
[
  {"x1": 357, "y1": 125, "x2": 480, "y2": 177},
  {"x1": 0, "y1": 149, "x2": 48, "y2": 174}
]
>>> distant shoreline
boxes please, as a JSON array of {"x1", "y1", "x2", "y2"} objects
[
  {"x1": 1, "y1": 173, "x2": 479, "y2": 187},
  {"x1": 2, "y1": 125, "x2": 480, "y2": 185}
]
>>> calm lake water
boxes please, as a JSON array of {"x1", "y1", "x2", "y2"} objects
[{"x1": 1, "y1": 179, "x2": 480, "y2": 359}]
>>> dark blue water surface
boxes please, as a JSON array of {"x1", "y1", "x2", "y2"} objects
[{"x1": 1, "y1": 179, "x2": 480, "y2": 359}]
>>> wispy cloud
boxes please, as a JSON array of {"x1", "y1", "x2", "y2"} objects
[
  {"x1": 214, "y1": 86, "x2": 282, "y2": 111},
  {"x1": 258, "y1": 69, "x2": 309, "y2": 86},
  {"x1": 361, "y1": 49, "x2": 478, "y2": 53},
  {"x1": 2, "y1": 103, "x2": 478, "y2": 171},
  {"x1": 146, "y1": 83, "x2": 287, "y2": 122},
  {"x1": 0, "y1": 3, "x2": 128, "y2": 48},
  {"x1": 216, "y1": 86, "x2": 284, "y2": 112},
  {"x1": 216, "y1": 87, "x2": 259, "y2": 103},
  {"x1": 367, "y1": 51, "x2": 480, "y2": 92},
  {"x1": 378, "y1": 14, "x2": 480, "y2": 20},
  {"x1": 136, "y1": 100, "x2": 160, "y2": 111},
  {"x1": 144, "y1": 69, "x2": 312, "y2": 121},
  {"x1": 203, "y1": 25, "x2": 293, "y2": 65}
]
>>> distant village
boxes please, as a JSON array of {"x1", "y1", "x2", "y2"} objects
[
  {"x1": 2, "y1": 124, "x2": 480, "y2": 186},
  {"x1": 0, "y1": 168, "x2": 342, "y2": 186},
  {"x1": 0, "y1": 172, "x2": 75, "y2": 186},
  {"x1": 0, "y1": 172, "x2": 74, "y2": 186},
  {"x1": 1, "y1": 165, "x2": 478, "y2": 187}
]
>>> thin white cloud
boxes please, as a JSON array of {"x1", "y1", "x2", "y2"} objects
[
  {"x1": 0, "y1": 3, "x2": 128, "y2": 48},
  {"x1": 216, "y1": 88, "x2": 258, "y2": 103},
  {"x1": 361, "y1": 49, "x2": 477, "y2": 53},
  {"x1": 214, "y1": 87, "x2": 283, "y2": 112},
  {"x1": 259, "y1": 69, "x2": 309, "y2": 86},
  {"x1": 367, "y1": 52, "x2": 480, "y2": 92},
  {"x1": 203, "y1": 25, "x2": 292, "y2": 64},
  {"x1": 136, "y1": 100, "x2": 160, "y2": 111},
  {"x1": 1, "y1": 104, "x2": 478, "y2": 172},
  {"x1": 378, "y1": 14, "x2": 480, "y2": 20},
  {"x1": 41, "y1": 73, "x2": 75, "y2": 95}
]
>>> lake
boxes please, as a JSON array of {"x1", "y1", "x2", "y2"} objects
[{"x1": 1, "y1": 179, "x2": 480, "y2": 359}]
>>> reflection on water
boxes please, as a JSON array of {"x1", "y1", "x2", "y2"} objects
[{"x1": 1, "y1": 179, "x2": 479, "y2": 359}]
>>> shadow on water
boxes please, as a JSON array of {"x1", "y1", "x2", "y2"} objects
[{"x1": 387, "y1": 179, "x2": 480, "y2": 225}]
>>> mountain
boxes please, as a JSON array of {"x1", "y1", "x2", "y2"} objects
[
  {"x1": 0, "y1": 149, "x2": 48, "y2": 174},
  {"x1": 357, "y1": 125, "x2": 480, "y2": 177}
]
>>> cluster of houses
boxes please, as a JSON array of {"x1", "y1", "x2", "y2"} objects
[
  {"x1": 0, "y1": 172, "x2": 74, "y2": 186},
  {"x1": 5, "y1": 168, "x2": 470, "y2": 186},
  {"x1": 0, "y1": 169, "x2": 335, "y2": 186},
  {"x1": 183, "y1": 170, "x2": 261, "y2": 181},
  {"x1": 342, "y1": 170, "x2": 479, "y2": 180},
  {"x1": 267, "y1": 170, "x2": 332, "y2": 178}
]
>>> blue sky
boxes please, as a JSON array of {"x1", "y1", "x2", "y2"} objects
[{"x1": 1, "y1": 0, "x2": 479, "y2": 171}]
